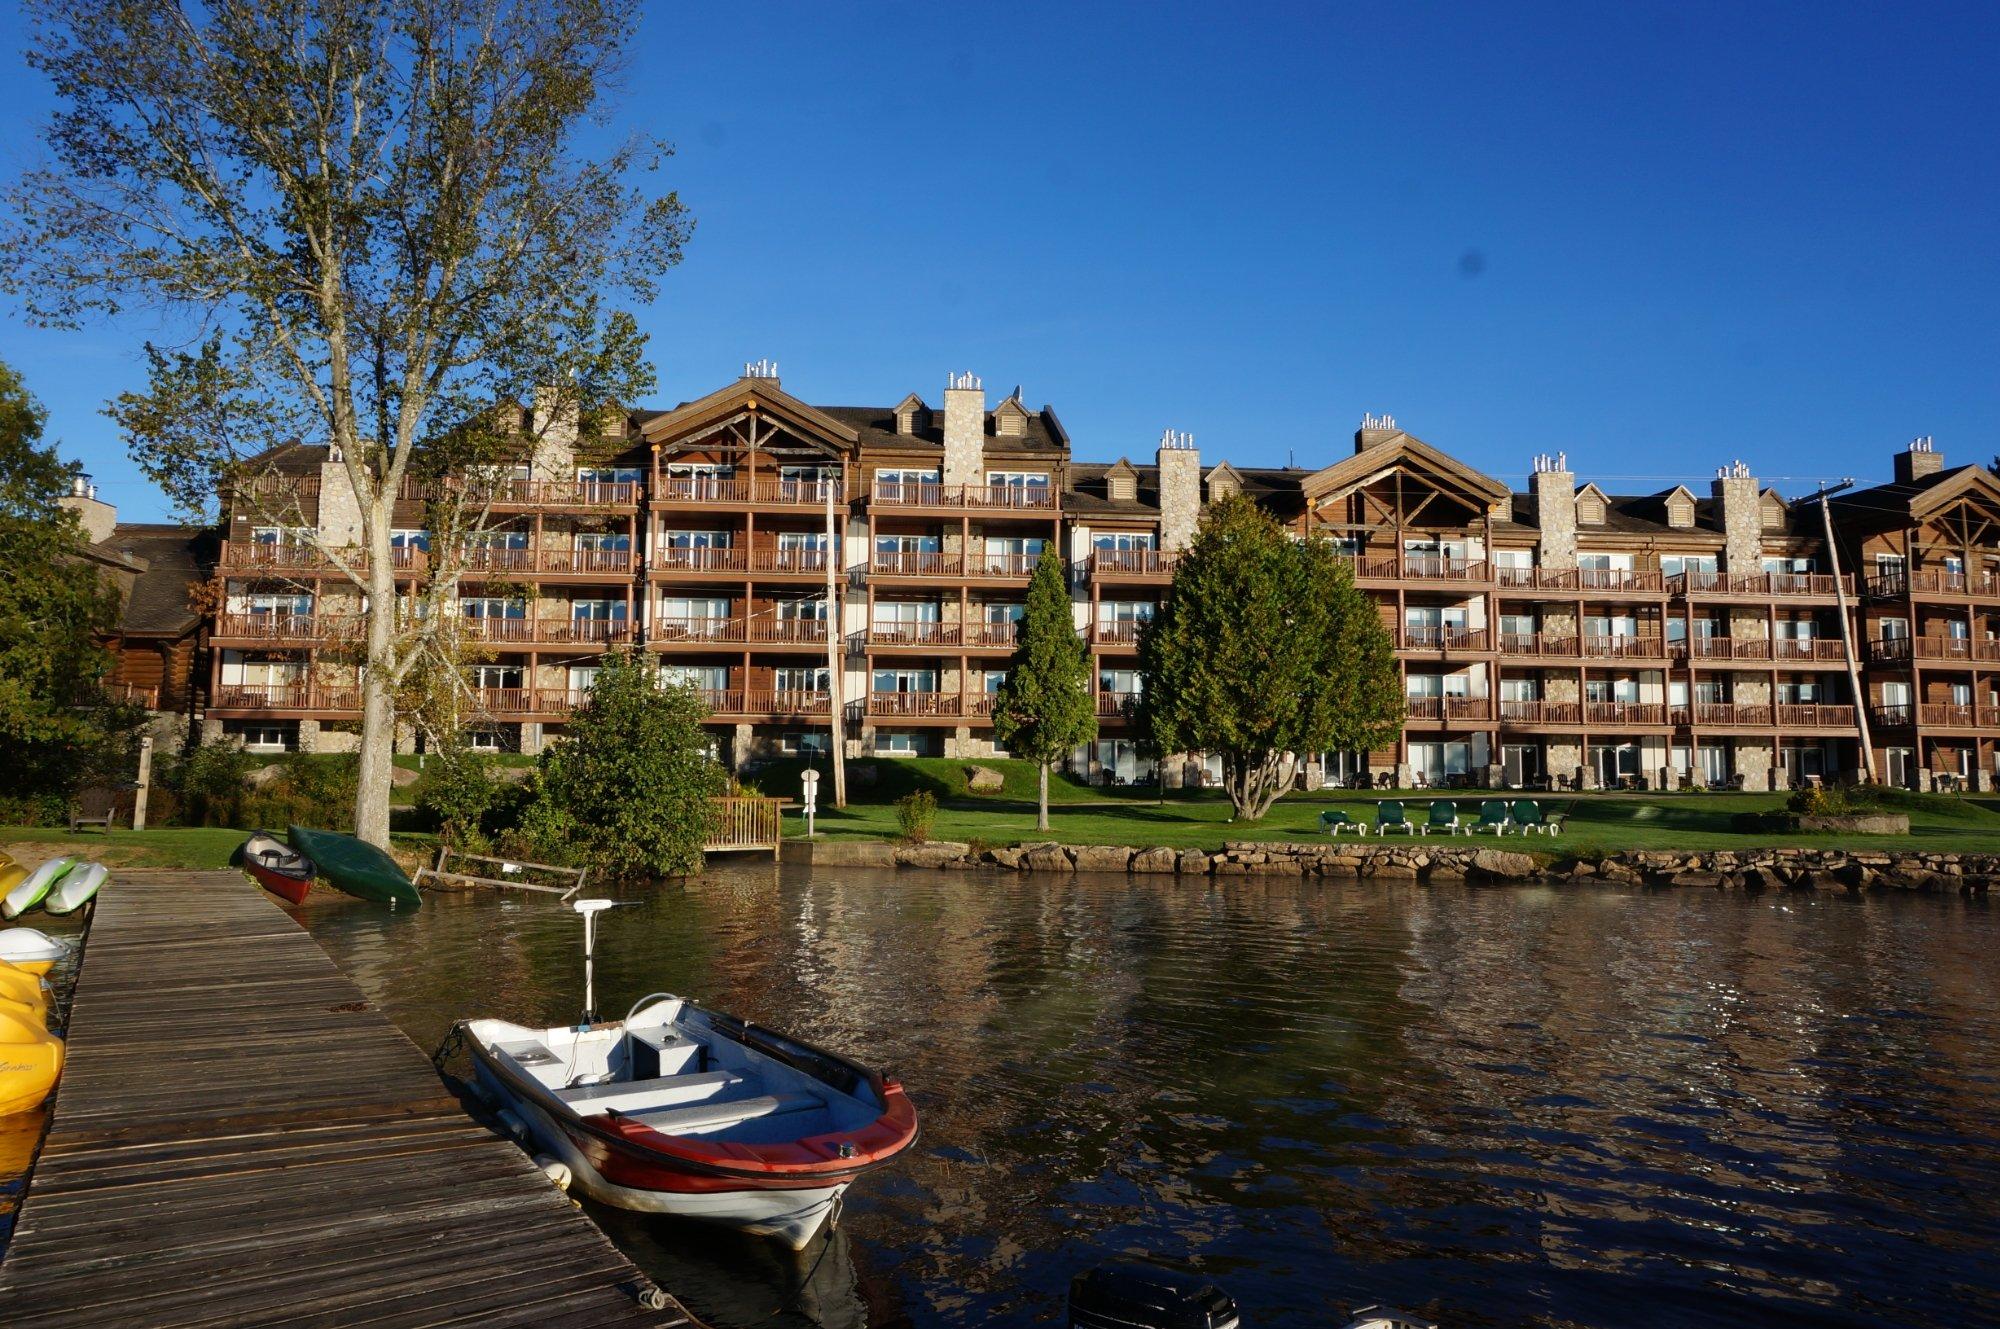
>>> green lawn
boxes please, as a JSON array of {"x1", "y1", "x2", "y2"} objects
[{"x1": 765, "y1": 757, "x2": 2000, "y2": 855}]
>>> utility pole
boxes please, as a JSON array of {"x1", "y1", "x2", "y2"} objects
[
  {"x1": 824, "y1": 476, "x2": 847, "y2": 808},
  {"x1": 1805, "y1": 480, "x2": 1877, "y2": 783}
]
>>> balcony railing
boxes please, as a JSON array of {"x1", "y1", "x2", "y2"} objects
[
  {"x1": 1771, "y1": 638, "x2": 1848, "y2": 662},
  {"x1": 1875, "y1": 635, "x2": 2000, "y2": 664},
  {"x1": 1582, "y1": 634, "x2": 1666, "y2": 659},
  {"x1": 209, "y1": 681, "x2": 359, "y2": 711},
  {"x1": 1351, "y1": 555, "x2": 1487, "y2": 582},
  {"x1": 211, "y1": 612, "x2": 351, "y2": 642},
  {"x1": 653, "y1": 546, "x2": 747, "y2": 573},
  {"x1": 967, "y1": 553, "x2": 1041, "y2": 578},
  {"x1": 219, "y1": 541, "x2": 428, "y2": 574},
  {"x1": 1404, "y1": 696, "x2": 1494, "y2": 722},
  {"x1": 866, "y1": 691, "x2": 962, "y2": 717},
  {"x1": 1401, "y1": 626, "x2": 1489, "y2": 651},
  {"x1": 1919, "y1": 703, "x2": 1978, "y2": 728},
  {"x1": 748, "y1": 619, "x2": 829, "y2": 645},
  {"x1": 1584, "y1": 701, "x2": 1667, "y2": 726},
  {"x1": 1092, "y1": 549, "x2": 1177, "y2": 577},
  {"x1": 1498, "y1": 632, "x2": 1581, "y2": 657},
  {"x1": 459, "y1": 547, "x2": 635, "y2": 576},
  {"x1": 1872, "y1": 703, "x2": 1914, "y2": 727},
  {"x1": 1498, "y1": 699, "x2": 1583, "y2": 725},
  {"x1": 749, "y1": 548, "x2": 832, "y2": 575},
  {"x1": 870, "y1": 481, "x2": 1058, "y2": 511},
  {"x1": 653, "y1": 475, "x2": 844, "y2": 506},
  {"x1": 1674, "y1": 571, "x2": 1847, "y2": 597},
  {"x1": 868, "y1": 622, "x2": 960, "y2": 647},
  {"x1": 966, "y1": 623, "x2": 1019, "y2": 648},
  {"x1": 870, "y1": 551, "x2": 961, "y2": 577},
  {"x1": 689, "y1": 689, "x2": 833, "y2": 717},
  {"x1": 463, "y1": 478, "x2": 640, "y2": 509},
  {"x1": 459, "y1": 617, "x2": 635, "y2": 645},
  {"x1": 1097, "y1": 690, "x2": 1141, "y2": 717},
  {"x1": 101, "y1": 682, "x2": 161, "y2": 709},
  {"x1": 1869, "y1": 569, "x2": 2000, "y2": 599},
  {"x1": 652, "y1": 616, "x2": 745, "y2": 643},
  {"x1": 1094, "y1": 621, "x2": 1147, "y2": 646},
  {"x1": 1494, "y1": 566, "x2": 1667, "y2": 593}
]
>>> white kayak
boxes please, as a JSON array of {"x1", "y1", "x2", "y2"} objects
[
  {"x1": 3, "y1": 859, "x2": 73, "y2": 920},
  {"x1": 44, "y1": 863, "x2": 107, "y2": 916},
  {"x1": 0, "y1": 928, "x2": 70, "y2": 976}
]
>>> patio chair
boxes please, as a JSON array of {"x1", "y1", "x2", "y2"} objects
[
  {"x1": 1319, "y1": 808, "x2": 1368, "y2": 837},
  {"x1": 1475, "y1": 799, "x2": 1513, "y2": 834},
  {"x1": 1510, "y1": 799, "x2": 1550, "y2": 835},
  {"x1": 1426, "y1": 800, "x2": 1463, "y2": 835},
  {"x1": 1375, "y1": 800, "x2": 1416, "y2": 835}
]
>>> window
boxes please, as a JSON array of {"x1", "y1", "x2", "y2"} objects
[
  {"x1": 777, "y1": 595, "x2": 828, "y2": 622},
  {"x1": 985, "y1": 471, "x2": 1050, "y2": 492},
  {"x1": 1099, "y1": 601, "x2": 1154, "y2": 626},
  {"x1": 774, "y1": 666, "x2": 829, "y2": 693},
  {"x1": 873, "y1": 600, "x2": 941, "y2": 628},
  {"x1": 662, "y1": 664, "x2": 728, "y2": 691},
  {"x1": 874, "y1": 468, "x2": 939, "y2": 500},
  {"x1": 251, "y1": 525, "x2": 313, "y2": 546},
  {"x1": 875, "y1": 533, "x2": 941, "y2": 554},
  {"x1": 566, "y1": 666, "x2": 599, "y2": 702},
  {"x1": 460, "y1": 597, "x2": 525, "y2": 620},
  {"x1": 1659, "y1": 554, "x2": 1716, "y2": 576},
  {"x1": 774, "y1": 465, "x2": 838, "y2": 500},
  {"x1": 388, "y1": 529, "x2": 431, "y2": 552},
  {"x1": 227, "y1": 721, "x2": 295, "y2": 752},
  {"x1": 1092, "y1": 531, "x2": 1156, "y2": 552},
  {"x1": 1500, "y1": 677, "x2": 1539, "y2": 701},
  {"x1": 570, "y1": 599, "x2": 627, "y2": 622},
  {"x1": 875, "y1": 730, "x2": 923, "y2": 755},
  {"x1": 782, "y1": 731, "x2": 829, "y2": 755},
  {"x1": 1763, "y1": 556, "x2": 1814, "y2": 574},
  {"x1": 465, "y1": 529, "x2": 528, "y2": 550},
  {"x1": 575, "y1": 531, "x2": 631, "y2": 552},
  {"x1": 243, "y1": 592, "x2": 313, "y2": 617},
  {"x1": 1099, "y1": 668, "x2": 1142, "y2": 695},
  {"x1": 1879, "y1": 616, "x2": 1909, "y2": 640},
  {"x1": 467, "y1": 729, "x2": 504, "y2": 753},
  {"x1": 469, "y1": 665, "x2": 522, "y2": 689},
  {"x1": 871, "y1": 669, "x2": 939, "y2": 693},
  {"x1": 1776, "y1": 677, "x2": 1820, "y2": 705},
  {"x1": 659, "y1": 596, "x2": 730, "y2": 623},
  {"x1": 576, "y1": 466, "x2": 641, "y2": 484},
  {"x1": 662, "y1": 529, "x2": 733, "y2": 549}
]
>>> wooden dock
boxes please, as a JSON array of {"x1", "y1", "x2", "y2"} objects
[{"x1": 0, "y1": 870, "x2": 699, "y2": 1328}]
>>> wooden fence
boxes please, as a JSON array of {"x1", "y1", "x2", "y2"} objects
[{"x1": 706, "y1": 795, "x2": 784, "y2": 859}]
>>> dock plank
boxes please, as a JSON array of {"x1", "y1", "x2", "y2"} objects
[{"x1": 0, "y1": 871, "x2": 697, "y2": 1328}]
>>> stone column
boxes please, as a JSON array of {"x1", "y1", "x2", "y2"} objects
[
  {"x1": 1156, "y1": 430, "x2": 1202, "y2": 552},
  {"x1": 1529, "y1": 456, "x2": 1577, "y2": 570},
  {"x1": 317, "y1": 459, "x2": 363, "y2": 546},
  {"x1": 529, "y1": 386, "x2": 580, "y2": 480},
  {"x1": 941, "y1": 372, "x2": 985, "y2": 488},
  {"x1": 732, "y1": 722, "x2": 755, "y2": 774}
]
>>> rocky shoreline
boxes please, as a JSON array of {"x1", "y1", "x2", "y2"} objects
[{"x1": 798, "y1": 839, "x2": 1996, "y2": 892}]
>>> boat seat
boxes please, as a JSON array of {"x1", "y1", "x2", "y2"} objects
[
  {"x1": 623, "y1": 1091, "x2": 823, "y2": 1136},
  {"x1": 558, "y1": 1070, "x2": 745, "y2": 1116}
]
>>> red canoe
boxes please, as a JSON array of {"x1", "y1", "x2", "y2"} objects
[{"x1": 238, "y1": 831, "x2": 312, "y2": 905}]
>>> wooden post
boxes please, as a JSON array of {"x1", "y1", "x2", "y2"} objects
[
  {"x1": 132, "y1": 734, "x2": 154, "y2": 831},
  {"x1": 825, "y1": 478, "x2": 846, "y2": 808},
  {"x1": 1819, "y1": 490, "x2": 1877, "y2": 783}
]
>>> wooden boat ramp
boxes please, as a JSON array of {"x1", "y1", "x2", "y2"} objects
[{"x1": 0, "y1": 869, "x2": 700, "y2": 1327}]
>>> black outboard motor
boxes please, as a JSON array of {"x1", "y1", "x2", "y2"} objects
[{"x1": 1069, "y1": 1263, "x2": 1241, "y2": 1329}]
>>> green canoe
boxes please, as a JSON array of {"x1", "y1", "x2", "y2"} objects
[{"x1": 286, "y1": 826, "x2": 422, "y2": 909}]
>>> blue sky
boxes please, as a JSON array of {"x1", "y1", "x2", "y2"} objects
[{"x1": 0, "y1": 1, "x2": 1995, "y2": 522}]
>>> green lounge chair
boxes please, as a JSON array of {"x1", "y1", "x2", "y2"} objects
[
  {"x1": 1510, "y1": 799, "x2": 1550, "y2": 835},
  {"x1": 1375, "y1": 800, "x2": 1416, "y2": 835},
  {"x1": 1426, "y1": 800, "x2": 1462, "y2": 835},
  {"x1": 1475, "y1": 799, "x2": 1512, "y2": 835},
  {"x1": 1319, "y1": 808, "x2": 1368, "y2": 836}
]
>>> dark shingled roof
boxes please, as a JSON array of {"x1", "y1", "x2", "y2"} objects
[
  {"x1": 95, "y1": 523, "x2": 217, "y2": 637},
  {"x1": 814, "y1": 405, "x2": 1069, "y2": 456}
]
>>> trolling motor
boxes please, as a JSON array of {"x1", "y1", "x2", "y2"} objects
[{"x1": 572, "y1": 898, "x2": 615, "y2": 1026}]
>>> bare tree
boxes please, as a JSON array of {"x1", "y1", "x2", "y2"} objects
[{"x1": 3, "y1": 1, "x2": 690, "y2": 845}]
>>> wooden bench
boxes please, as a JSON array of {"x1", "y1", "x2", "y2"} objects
[
  {"x1": 413, "y1": 847, "x2": 588, "y2": 898},
  {"x1": 67, "y1": 785, "x2": 119, "y2": 834}
]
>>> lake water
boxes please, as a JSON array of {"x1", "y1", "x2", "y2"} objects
[{"x1": 8, "y1": 869, "x2": 1999, "y2": 1327}]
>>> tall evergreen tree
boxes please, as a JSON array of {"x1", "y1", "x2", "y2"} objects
[
  {"x1": 993, "y1": 547, "x2": 1098, "y2": 831},
  {"x1": 0, "y1": 361, "x2": 135, "y2": 813},
  {"x1": 1139, "y1": 496, "x2": 1403, "y2": 819}
]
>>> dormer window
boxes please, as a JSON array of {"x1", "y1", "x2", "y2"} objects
[
  {"x1": 1575, "y1": 487, "x2": 1607, "y2": 525},
  {"x1": 994, "y1": 397, "x2": 1031, "y2": 437},
  {"x1": 893, "y1": 393, "x2": 929, "y2": 436},
  {"x1": 1664, "y1": 487, "x2": 1696, "y2": 529},
  {"x1": 1208, "y1": 468, "x2": 1240, "y2": 500}
]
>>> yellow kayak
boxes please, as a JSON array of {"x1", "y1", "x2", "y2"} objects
[
  {"x1": 0, "y1": 864, "x2": 25, "y2": 896},
  {"x1": 0, "y1": 929, "x2": 66, "y2": 977},
  {"x1": 0, "y1": 1005, "x2": 61, "y2": 1117},
  {"x1": 0, "y1": 963, "x2": 47, "y2": 1014}
]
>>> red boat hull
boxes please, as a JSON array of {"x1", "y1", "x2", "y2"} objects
[{"x1": 247, "y1": 861, "x2": 311, "y2": 905}]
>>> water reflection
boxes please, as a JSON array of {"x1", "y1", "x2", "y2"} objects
[{"x1": 292, "y1": 871, "x2": 1999, "y2": 1328}]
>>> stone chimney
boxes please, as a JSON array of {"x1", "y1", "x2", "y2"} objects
[
  {"x1": 1157, "y1": 429, "x2": 1202, "y2": 552},
  {"x1": 1711, "y1": 459, "x2": 1762, "y2": 572},
  {"x1": 529, "y1": 384, "x2": 581, "y2": 480},
  {"x1": 1355, "y1": 411, "x2": 1400, "y2": 453},
  {"x1": 1894, "y1": 435, "x2": 1943, "y2": 485},
  {"x1": 58, "y1": 474, "x2": 117, "y2": 545},
  {"x1": 1528, "y1": 452, "x2": 1575, "y2": 569},
  {"x1": 318, "y1": 449, "x2": 363, "y2": 546},
  {"x1": 941, "y1": 371, "x2": 985, "y2": 488}
]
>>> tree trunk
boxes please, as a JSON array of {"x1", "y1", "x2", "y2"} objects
[
  {"x1": 353, "y1": 525, "x2": 397, "y2": 848},
  {"x1": 1037, "y1": 760, "x2": 1050, "y2": 832}
]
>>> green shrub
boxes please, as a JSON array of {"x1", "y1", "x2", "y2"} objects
[
  {"x1": 162, "y1": 739, "x2": 258, "y2": 826},
  {"x1": 413, "y1": 748, "x2": 500, "y2": 849},
  {"x1": 241, "y1": 753, "x2": 357, "y2": 829},
  {"x1": 0, "y1": 792, "x2": 70, "y2": 827},
  {"x1": 896, "y1": 789, "x2": 937, "y2": 842},
  {"x1": 1787, "y1": 783, "x2": 1851, "y2": 816}
]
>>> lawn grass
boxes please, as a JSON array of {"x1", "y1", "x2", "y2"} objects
[{"x1": 769, "y1": 757, "x2": 2000, "y2": 855}]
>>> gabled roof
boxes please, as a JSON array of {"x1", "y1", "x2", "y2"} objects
[
  {"x1": 1103, "y1": 458, "x2": 1138, "y2": 478},
  {"x1": 1833, "y1": 464, "x2": 2000, "y2": 531},
  {"x1": 94, "y1": 523, "x2": 217, "y2": 638},
  {"x1": 1297, "y1": 431, "x2": 1511, "y2": 509},
  {"x1": 639, "y1": 376, "x2": 861, "y2": 451}
]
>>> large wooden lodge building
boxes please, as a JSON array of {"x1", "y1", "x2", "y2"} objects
[{"x1": 91, "y1": 365, "x2": 2000, "y2": 791}]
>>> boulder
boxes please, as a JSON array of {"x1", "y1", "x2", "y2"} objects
[
  {"x1": 1469, "y1": 849, "x2": 1537, "y2": 881},
  {"x1": 1130, "y1": 846, "x2": 1178, "y2": 874},
  {"x1": 894, "y1": 842, "x2": 970, "y2": 870},
  {"x1": 964, "y1": 765, "x2": 1005, "y2": 795},
  {"x1": 390, "y1": 764, "x2": 422, "y2": 789},
  {"x1": 1175, "y1": 849, "x2": 1211, "y2": 875},
  {"x1": 1668, "y1": 871, "x2": 1724, "y2": 889},
  {"x1": 1021, "y1": 844, "x2": 1073, "y2": 873},
  {"x1": 1799, "y1": 813, "x2": 1909, "y2": 835},
  {"x1": 1071, "y1": 844, "x2": 1135, "y2": 874},
  {"x1": 987, "y1": 845, "x2": 1026, "y2": 870},
  {"x1": 1740, "y1": 865, "x2": 1785, "y2": 892},
  {"x1": 247, "y1": 763, "x2": 286, "y2": 789}
]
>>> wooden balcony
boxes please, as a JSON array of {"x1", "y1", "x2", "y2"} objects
[
  {"x1": 460, "y1": 547, "x2": 634, "y2": 577},
  {"x1": 1872, "y1": 703, "x2": 1913, "y2": 728},
  {"x1": 749, "y1": 548, "x2": 833, "y2": 576},
  {"x1": 651, "y1": 616, "x2": 745, "y2": 644},
  {"x1": 867, "y1": 622, "x2": 962, "y2": 648},
  {"x1": 1404, "y1": 696, "x2": 1494, "y2": 722},
  {"x1": 1497, "y1": 566, "x2": 1662, "y2": 594},
  {"x1": 866, "y1": 691, "x2": 963, "y2": 717},
  {"x1": 966, "y1": 553, "x2": 1041, "y2": 579},
  {"x1": 1401, "y1": 626, "x2": 1489, "y2": 652},
  {"x1": 1918, "y1": 703, "x2": 1980, "y2": 729},
  {"x1": 1350, "y1": 555, "x2": 1488, "y2": 583},
  {"x1": 1582, "y1": 634, "x2": 1666, "y2": 660},
  {"x1": 652, "y1": 546, "x2": 747, "y2": 574},
  {"x1": 208, "y1": 682, "x2": 360, "y2": 712},
  {"x1": 211, "y1": 612, "x2": 357, "y2": 644},
  {"x1": 1498, "y1": 699, "x2": 1583, "y2": 725},
  {"x1": 1771, "y1": 638, "x2": 1849, "y2": 663},
  {"x1": 868, "y1": 481, "x2": 1058, "y2": 512},
  {"x1": 101, "y1": 682, "x2": 161, "y2": 709},
  {"x1": 1866, "y1": 569, "x2": 2000, "y2": 599},
  {"x1": 1091, "y1": 549, "x2": 1177, "y2": 579},
  {"x1": 870, "y1": 551, "x2": 962, "y2": 577},
  {"x1": 1097, "y1": 690, "x2": 1141, "y2": 717},
  {"x1": 1498, "y1": 632, "x2": 1581, "y2": 658},
  {"x1": 1674, "y1": 570, "x2": 1847, "y2": 598},
  {"x1": 463, "y1": 478, "x2": 640, "y2": 510},
  {"x1": 1094, "y1": 621, "x2": 1147, "y2": 647},
  {"x1": 459, "y1": 617, "x2": 635, "y2": 646},
  {"x1": 466, "y1": 687, "x2": 594, "y2": 717},
  {"x1": 219, "y1": 541, "x2": 424, "y2": 575},
  {"x1": 1584, "y1": 701, "x2": 1667, "y2": 726},
  {"x1": 747, "y1": 619, "x2": 829, "y2": 645},
  {"x1": 689, "y1": 689, "x2": 833, "y2": 717},
  {"x1": 652, "y1": 474, "x2": 843, "y2": 507},
  {"x1": 1870, "y1": 636, "x2": 2000, "y2": 665}
]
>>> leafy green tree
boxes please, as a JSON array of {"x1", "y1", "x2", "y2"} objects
[
  {"x1": 414, "y1": 745, "x2": 499, "y2": 849},
  {"x1": 1138, "y1": 496, "x2": 1404, "y2": 820},
  {"x1": 992, "y1": 547, "x2": 1098, "y2": 831},
  {"x1": 3, "y1": 1, "x2": 691, "y2": 848},
  {"x1": 0, "y1": 361, "x2": 136, "y2": 815},
  {"x1": 521, "y1": 650, "x2": 723, "y2": 881}
]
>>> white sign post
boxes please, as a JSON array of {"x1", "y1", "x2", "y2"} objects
[{"x1": 800, "y1": 767, "x2": 820, "y2": 838}]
